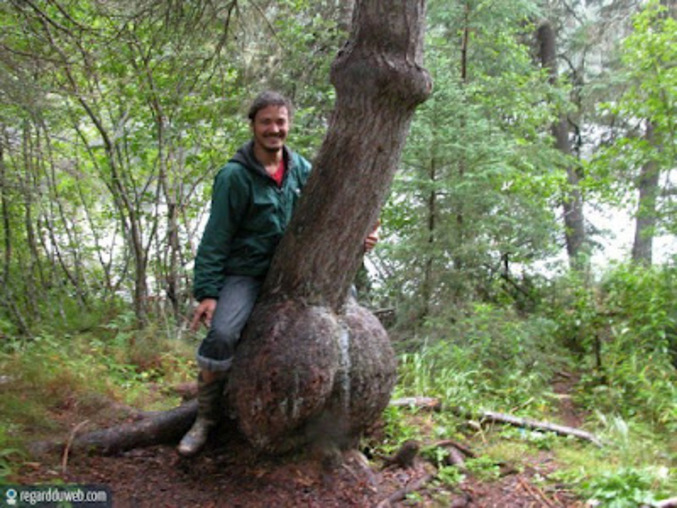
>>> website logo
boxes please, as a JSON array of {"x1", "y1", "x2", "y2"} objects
[{"x1": 6, "y1": 487, "x2": 18, "y2": 506}]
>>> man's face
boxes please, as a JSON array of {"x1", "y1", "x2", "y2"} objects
[{"x1": 251, "y1": 105, "x2": 290, "y2": 154}]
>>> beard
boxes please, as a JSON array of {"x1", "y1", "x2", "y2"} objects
[
  {"x1": 263, "y1": 143, "x2": 283, "y2": 153},
  {"x1": 261, "y1": 135, "x2": 284, "y2": 153}
]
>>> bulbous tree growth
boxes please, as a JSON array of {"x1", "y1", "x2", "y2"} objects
[
  {"x1": 229, "y1": 0, "x2": 432, "y2": 453},
  {"x1": 28, "y1": 0, "x2": 431, "y2": 460}
]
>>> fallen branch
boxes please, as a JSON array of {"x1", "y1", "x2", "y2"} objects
[
  {"x1": 390, "y1": 397, "x2": 602, "y2": 447},
  {"x1": 450, "y1": 407, "x2": 604, "y2": 447}
]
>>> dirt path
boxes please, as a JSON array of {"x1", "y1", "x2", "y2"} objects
[{"x1": 16, "y1": 434, "x2": 582, "y2": 507}]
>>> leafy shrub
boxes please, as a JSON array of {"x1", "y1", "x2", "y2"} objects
[
  {"x1": 543, "y1": 263, "x2": 676, "y2": 431},
  {"x1": 581, "y1": 467, "x2": 660, "y2": 508}
]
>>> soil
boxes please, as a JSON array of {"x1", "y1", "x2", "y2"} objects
[
  {"x1": 16, "y1": 441, "x2": 583, "y2": 507},
  {"x1": 11, "y1": 375, "x2": 589, "y2": 507}
]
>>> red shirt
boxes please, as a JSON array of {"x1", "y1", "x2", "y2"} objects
[{"x1": 271, "y1": 159, "x2": 285, "y2": 187}]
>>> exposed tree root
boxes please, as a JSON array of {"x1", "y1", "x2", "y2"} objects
[
  {"x1": 518, "y1": 475, "x2": 557, "y2": 508},
  {"x1": 379, "y1": 440, "x2": 420, "y2": 470},
  {"x1": 30, "y1": 400, "x2": 198, "y2": 457},
  {"x1": 432, "y1": 439, "x2": 476, "y2": 458},
  {"x1": 444, "y1": 445, "x2": 468, "y2": 471},
  {"x1": 374, "y1": 473, "x2": 435, "y2": 508}
]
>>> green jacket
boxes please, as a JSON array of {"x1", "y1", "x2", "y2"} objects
[{"x1": 193, "y1": 141, "x2": 312, "y2": 301}]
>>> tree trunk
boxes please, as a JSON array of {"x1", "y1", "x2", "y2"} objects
[
  {"x1": 632, "y1": 121, "x2": 659, "y2": 265},
  {"x1": 537, "y1": 21, "x2": 587, "y2": 271},
  {"x1": 421, "y1": 157, "x2": 437, "y2": 319},
  {"x1": 229, "y1": 0, "x2": 432, "y2": 453},
  {"x1": 47, "y1": 0, "x2": 430, "y2": 458}
]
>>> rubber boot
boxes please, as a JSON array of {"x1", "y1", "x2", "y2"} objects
[{"x1": 177, "y1": 372, "x2": 226, "y2": 457}]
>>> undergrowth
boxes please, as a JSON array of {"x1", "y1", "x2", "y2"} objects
[
  {"x1": 378, "y1": 263, "x2": 676, "y2": 506},
  {"x1": 0, "y1": 315, "x2": 197, "y2": 481},
  {"x1": 1, "y1": 262, "x2": 675, "y2": 505}
]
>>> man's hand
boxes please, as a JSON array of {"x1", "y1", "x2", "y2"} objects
[
  {"x1": 364, "y1": 220, "x2": 380, "y2": 253},
  {"x1": 191, "y1": 298, "x2": 217, "y2": 331}
]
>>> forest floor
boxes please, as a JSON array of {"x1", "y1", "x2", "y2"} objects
[{"x1": 9, "y1": 375, "x2": 589, "y2": 507}]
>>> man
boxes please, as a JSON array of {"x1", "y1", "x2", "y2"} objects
[{"x1": 178, "y1": 91, "x2": 378, "y2": 457}]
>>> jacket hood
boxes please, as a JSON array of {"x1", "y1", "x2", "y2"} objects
[{"x1": 230, "y1": 140, "x2": 295, "y2": 179}]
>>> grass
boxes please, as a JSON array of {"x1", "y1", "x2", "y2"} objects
[
  {"x1": 0, "y1": 323, "x2": 197, "y2": 480},
  {"x1": 375, "y1": 297, "x2": 677, "y2": 506}
]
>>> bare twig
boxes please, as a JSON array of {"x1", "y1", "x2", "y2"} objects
[
  {"x1": 61, "y1": 420, "x2": 89, "y2": 473},
  {"x1": 518, "y1": 476, "x2": 557, "y2": 508},
  {"x1": 246, "y1": 0, "x2": 282, "y2": 47}
]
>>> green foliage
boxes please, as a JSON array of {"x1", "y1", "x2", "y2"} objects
[
  {"x1": 436, "y1": 465, "x2": 465, "y2": 487},
  {"x1": 464, "y1": 456, "x2": 501, "y2": 481},
  {"x1": 541, "y1": 263, "x2": 676, "y2": 431},
  {"x1": 0, "y1": 318, "x2": 195, "y2": 445},
  {"x1": 541, "y1": 269, "x2": 601, "y2": 356},
  {"x1": 379, "y1": 406, "x2": 422, "y2": 454},
  {"x1": 589, "y1": 0, "x2": 677, "y2": 233},
  {"x1": 582, "y1": 467, "x2": 658, "y2": 508},
  {"x1": 396, "y1": 304, "x2": 564, "y2": 414},
  {"x1": 375, "y1": 0, "x2": 564, "y2": 320},
  {"x1": 602, "y1": 263, "x2": 676, "y2": 358},
  {"x1": 553, "y1": 465, "x2": 671, "y2": 508},
  {"x1": 0, "y1": 426, "x2": 24, "y2": 484}
]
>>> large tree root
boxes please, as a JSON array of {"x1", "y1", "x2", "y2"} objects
[{"x1": 30, "y1": 400, "x2": 198, "y2": 457}]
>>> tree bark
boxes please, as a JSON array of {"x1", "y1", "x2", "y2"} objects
[
  {"x1": 36, "y1": 0, "x2": 430, "y2": 458},
  {"x1": 537, "y1": 21, "x2": 587, "y2": 271},
  {"x1": 632, "y1": 122, "x2": 659, "y2": 265},
  {"x1": 229, "y1": 0, "x2": 432, "y2": 453}
]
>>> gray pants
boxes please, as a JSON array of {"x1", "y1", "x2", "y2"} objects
[{"x1": 196, "y1": 275, "x2": 263, "y2": 372}]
